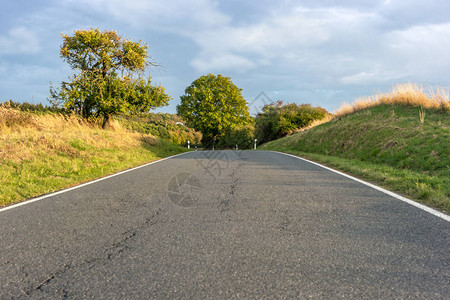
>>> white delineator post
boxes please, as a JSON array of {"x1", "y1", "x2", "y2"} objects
[
  {"x1": 187, "y1": 141, "x2": 190, "y2": 149},
  {"x1": 254, "y1": 139, "x2": 257, "y2": 150}
]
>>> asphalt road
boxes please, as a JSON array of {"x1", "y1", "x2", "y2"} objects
[{"x1": 1, "y1": 150, "x2": 449, "y2": 299}]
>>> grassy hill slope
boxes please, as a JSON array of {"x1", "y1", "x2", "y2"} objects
[
  {"x1": 260, "y1": 103, "x2": 449, "y2": 212},
  {"x1": 117, "y1": 113, "x2": 202, "y2": 146},
  {"x1": 0, "y1": 107, "x2": 188, "y2": 207}
]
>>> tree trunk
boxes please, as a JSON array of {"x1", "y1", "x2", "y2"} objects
[{"x1": 102, "y1": 114, "x2": 112, "y2": 129}]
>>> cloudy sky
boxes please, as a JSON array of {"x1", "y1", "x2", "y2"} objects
[{"x1": 1, "y1": 0, "x2": 449, "y2": 114}]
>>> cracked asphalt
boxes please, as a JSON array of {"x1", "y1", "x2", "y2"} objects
[{"x1": 1, "y1": 150, "x2": 449, "y2": 299}]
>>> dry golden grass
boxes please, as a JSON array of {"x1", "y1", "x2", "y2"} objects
[
  {"x1": 0, "y1": 107, "x2": 140, "y2": 164},
  {"x1": 335, "y1": 83, "x2": 450, "y2": 117},
  {"x1": 294, "y1": 114, "x2": 334, "y2": 133},
  {"x1": 1, "y1": 107, "x2": 185, "y2": 207}
]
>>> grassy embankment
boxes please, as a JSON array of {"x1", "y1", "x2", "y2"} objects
[
  {"x1": 259, "y1": 84, "x2": 450, "y2": 213},
  {"x1": 0, "y1": 107, "x2": 189, "y2": 207}
]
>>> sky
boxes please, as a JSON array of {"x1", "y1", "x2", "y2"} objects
[{"x1": 1, "y1": 0, "x2": 450, "y2": 114}]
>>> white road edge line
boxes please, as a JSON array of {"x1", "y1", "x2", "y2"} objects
[
  {"x1": 273, "y1": 151, "x2": 450, "y2": 222},
  {"x1": 0, "y1": 152, "x2": 190, "y2": 213}
]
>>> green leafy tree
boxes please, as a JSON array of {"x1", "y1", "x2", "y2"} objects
[
  {"x1": 50, "y1": 29, "x2": 170, "y2": 128},
  {"x1": 216, "y1": 124, "x2": 255, "y2": 149},
  {"x1": 177, "y1": 74, "x2": 252, "y2": 147}
]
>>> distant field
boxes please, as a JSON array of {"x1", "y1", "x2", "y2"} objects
[
  {"x1": 260, "y1": 84, "x2": 449, "y2": 213},
  {"x1": 0, "y1": 107, "x2": 188, "y2": 207}
]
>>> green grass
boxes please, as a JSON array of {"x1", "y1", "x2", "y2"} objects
[
  {"x1": 0, "y1": 138, "x2": 188, "y2": 207},
  {"x1": 0, "y1": 108, "x2": 189, "y2": 207},
  {"x1": 260, "y1": 104, "x2": 450, "y2": 213}
]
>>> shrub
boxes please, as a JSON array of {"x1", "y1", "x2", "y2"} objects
[
  {"x1": 0, "y1": 100, "x2": 65, "y2": 114},
  {"x1": 255, "y1": 102, "x2": 330, "y2": 144},
  {"x1": 217, "y1": 125, "x2": 255, "y2": 149},
  {"x1": 0, "y1": 106, "x2": 36, "y2": 131},
  {"x1": 116, "y1": 113, "x2": 202, "y2": 146}
]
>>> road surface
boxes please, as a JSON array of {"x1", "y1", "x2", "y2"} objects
[{"x1": 1, "y1": 151, "x2": 449, "y2": 298}]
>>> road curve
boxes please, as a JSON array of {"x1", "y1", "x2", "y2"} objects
[{"x1": 1, "y1": 150, "x2": 449, "y2": 298}]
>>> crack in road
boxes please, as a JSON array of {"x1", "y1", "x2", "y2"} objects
[
  {"x1": 217, "y1": 160, "x2": 245, "y2": 213},
  {"x1": 21, "y1": 208, "x2": 162, "y2": 298}
]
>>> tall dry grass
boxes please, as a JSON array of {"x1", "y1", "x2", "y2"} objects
[
  {"x1": 294, "y1": 114, "x2": 334, "y2": 133},
  {"x1": 0, "y1": 107, "x2": 147, "y2": 164},
  {"x1": 335, "y1": 83, "x2": 450, "y2": 117},
  {"x1": 1, "y1": 106, "x2": 177, "y2": 207}
]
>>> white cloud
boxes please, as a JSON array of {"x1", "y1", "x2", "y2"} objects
[
  {"x1": 388, "y1": 22, "x2": 450, "y2": 50},
  {"x1": 186, "y1": 6, "x2": 378, "y2": 72},
  {"x1": 0, "y1": 27, "x2": 40, "y2": 55},
  {"x1": 71, "y1": 0, "x2": 379, "y2": 73},
  {"x1": 191, "y1": 52, "x2": 256, "y2": 72},
  {"x1": 340, "y1": 69, "x2": 409, "y2": 84},
  {"x1": 192, "y1": 8, "x2": 331, "y2": 55},
  {"x1": 75, "y1": 0, "x2": 231, "y2": 31},
  {"x1": 382, "y1": 22, "x2": 450, "y2": 80}
]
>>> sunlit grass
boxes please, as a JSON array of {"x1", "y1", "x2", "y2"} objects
[
  {"x1": 260, "y1": 101, "x2": 450, "y2": 213},
  {"x1": 0, "y1": 107, "x2": 187, "y2": 207},
  {"x1": 335, "y1": 83, "x2": 450, "y2": 117}
]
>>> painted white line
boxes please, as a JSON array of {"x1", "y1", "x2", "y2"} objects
[
  {"x1": 273, "y1": 151, "x2": 450, "y2": 222},
  {"x1": 0, "y1": 152, "x2": 190, "y2": 213}
]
